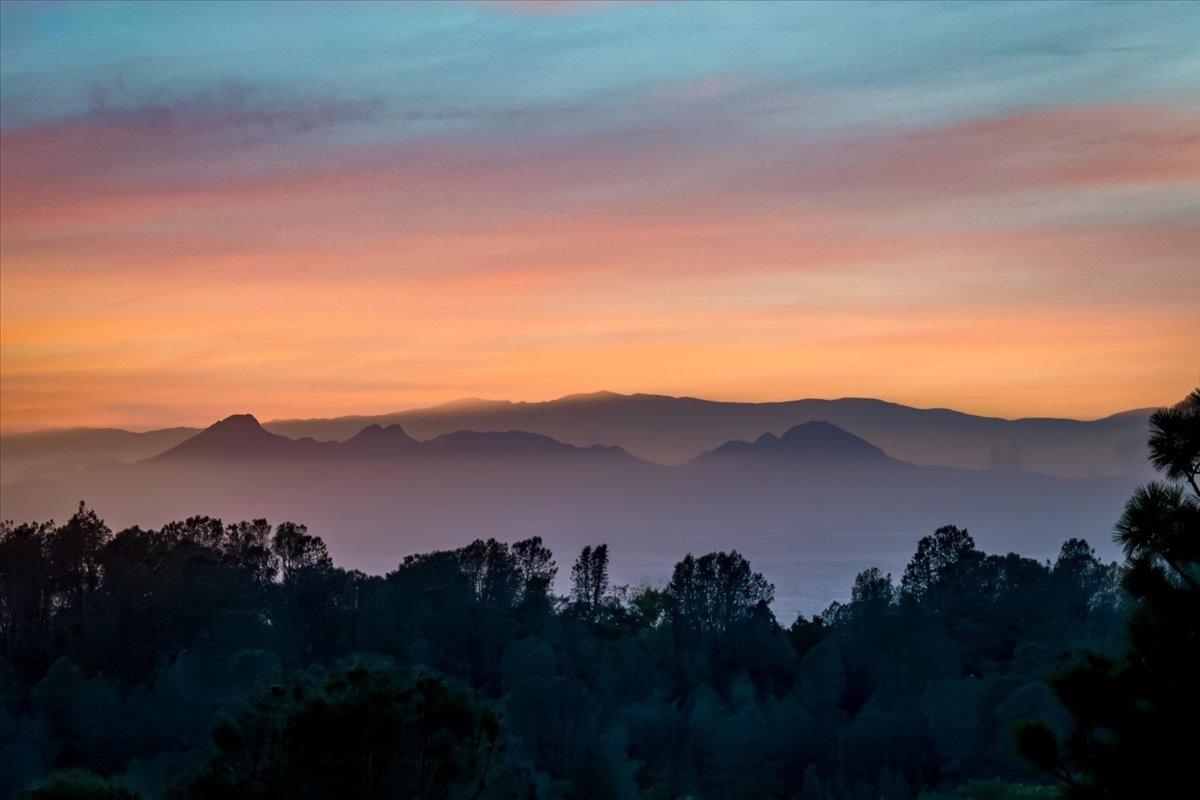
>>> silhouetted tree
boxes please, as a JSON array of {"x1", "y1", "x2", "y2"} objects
[
  {"x1": 458, "y1": 539, "x2": 522, "y2": 608},
  {"x1": 666, "y1": 550, "x2": 774, "y2": 633},
  {"x1": 512, "y1": 536, "x2": 556, "y2": 602},
  {"x1": 47, "y1": 502, "x2": 110, "y2": 612},
  {"x1": 900, "y1": 524, "x2": 975, "y2": 599},
  {"x1": 1017, "y1": 388, "x2": 1200, "y2": 799},
  {"x1": 271, "y1": 522, "x2": 332, "y2": 581},
  {"x1": 0, "y1": 519, "x2": 54, "y2": 679},
  {"x1": 850, "y1": 567, "x2": 894, "y2": 609},
  {"x1": 158, "y1": 515, "x2": 224, "y2": 550},
  {"x1": 627, "y1": 586, "x2": 669, "y2": 630},
  {"x1": 222, "y1": 518, "x2": 278, "y2": 584},
  {"x1": 1147, "y1": 387, "x2": 1200, "y2": 494},
  {"x1": 1113, "y1": 481, "x2": 1199, "y2": 590},
  {"x1": 1051, "y1": 538, "x2": 1119, "y2": 622},
  {"x1": 570, "y1": 544, "x2": 609, "y2": 623}
]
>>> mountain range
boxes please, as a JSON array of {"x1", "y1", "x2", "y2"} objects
[
  {"x1": 0, "y1": 391, "x2": 1154, "y2": 484},
  {"x1": 0, "y1": 409, "x2": 1140, "y2": 617},
  {"x1": 153, "y1": 413, "x2": 633, "y2": 463}
]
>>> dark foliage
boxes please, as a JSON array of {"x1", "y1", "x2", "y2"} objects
[
  {"x1": 172, "y1": 666, "x2": 515, "y2": 800},
  {"x1": 16, "y1": 384, "x2": 1197, "y2": 800},
  {"x1": 1016, "y1": 389, "x2": 1200, "y2": 799},
  {"x1": 0, "y1": 510, "x2": 1126, "y2": 799}
]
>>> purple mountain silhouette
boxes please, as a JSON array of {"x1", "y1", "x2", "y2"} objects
[
  {"x1": 694, "y1": 421, "x2": 893, "y2": 463},
  {"x1": 155, "y1": 414, "x2": 320, "y2": 460},
  {"x1": 340, "y1": 424, "x2": 420, "y2": 456},
  {"x1": 3, "y1": 392, "x2": 1155, "y2": 483},
  {"x1": 153, "y1": 415, "x2": 635, "y2": 462}
]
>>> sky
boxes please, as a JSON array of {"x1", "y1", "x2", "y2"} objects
[{"x1": 1, "y1": 0, "x2": 1197, "y2": 431}]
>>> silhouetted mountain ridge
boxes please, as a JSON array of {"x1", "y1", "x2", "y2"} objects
[
  {"x1": 153, "y1": 414, "x2": 638, "y2": 463},
  {"x1": 156, "y1": 414, "x2": 314, "y2": 460},
  {"x1": 342, "y1": 424, "x2": 419, "y2": 455},
  {"x1": 695, "y1": 421, "x2": 893, "y2": 464},
  {"x1": 2, "y1": 391, "x2": 1160, "y2": 482},
  {"x1": 263, "y1": 391, "x2": 1155, "y2": 477}
]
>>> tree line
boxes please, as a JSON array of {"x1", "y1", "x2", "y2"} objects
[{"x1": 1, "y1": 390, "x2": 1196, "y2": 799}]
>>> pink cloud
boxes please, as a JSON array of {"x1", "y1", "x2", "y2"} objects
[
  {"x1": 7, "y1": 93, "x2": 1195, "y2": 235},
  {"x1": 760, "y1": 104, "x2": 1200, "y2": 200},
  {"x1": 3, "y1": 96, "x2": 1196, "y2": 310}
]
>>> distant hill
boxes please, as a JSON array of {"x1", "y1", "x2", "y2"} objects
[
  {"x1": 694, "y1": 421, "x2": 893, "y2": 464},
  {"x1": 340, "y1": 424, "x2": 420, "y2": 456},
  {"x1": 1, "y1": 391, "x2": 1155, "y2": 483},
  {"x1": 156, "y1": 414, "x2": 321, "y2": 460},
  {"x1": 0, "y1": 426, "x2": 196, "y2": 485}
]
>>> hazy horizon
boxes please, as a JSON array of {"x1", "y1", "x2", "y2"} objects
[{"x1": 0, "y1": 386, "x2": 1182, "y2": 435}]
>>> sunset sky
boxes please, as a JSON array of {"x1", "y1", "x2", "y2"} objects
[{"x1": 1, "y1": 0, "x2": 1197, "y2": 431}]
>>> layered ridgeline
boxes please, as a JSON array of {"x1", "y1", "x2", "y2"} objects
[
  {"x1": 154, "y1": 413, "x2": 633, "y2": 462},
  {"x1": 0, "y1": 391, "x2": 1153, "y2": 484},
  {"x1": 0, "y1": 414, "x2": 1136, "y2": 617},
  {"x1": 269, "y1": 393, "x2": 1154, "y2": 475}
]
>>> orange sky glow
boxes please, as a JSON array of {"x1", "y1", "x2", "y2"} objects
[{"x1": 1, "y1": 2, "x2": 1197, "y2": 431}]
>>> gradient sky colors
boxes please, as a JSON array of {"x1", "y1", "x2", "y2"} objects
[{"x1": 1, "y1": 1, "x2": 1197, "y2": 431}]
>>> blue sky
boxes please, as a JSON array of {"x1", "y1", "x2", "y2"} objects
[{"x1": 4, "y1": 1, "x2": 1196, "y2": 131}]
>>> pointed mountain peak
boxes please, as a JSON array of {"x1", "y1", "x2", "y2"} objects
[
  {"x1": 343, "y1": 422, "x2": 417, "y2": 452},
  {"x1": 347, "y1": 422, "x2": 391, "y2": 439},
  {"x1": 209, "y1": 413, "x2": 266, "y2": 432},
  {"x1": 780, "y1": 420, "x2": 860, "y2": 443},
  {"x1": 775, "y1": 421, "x2": 888, "y2": 457},
  {"x1": 694, "y1": 421, "x2": 892, "y2": 464},
  {"x1": 155, "y1": 413, "x2": 294, "y2": 460}
]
